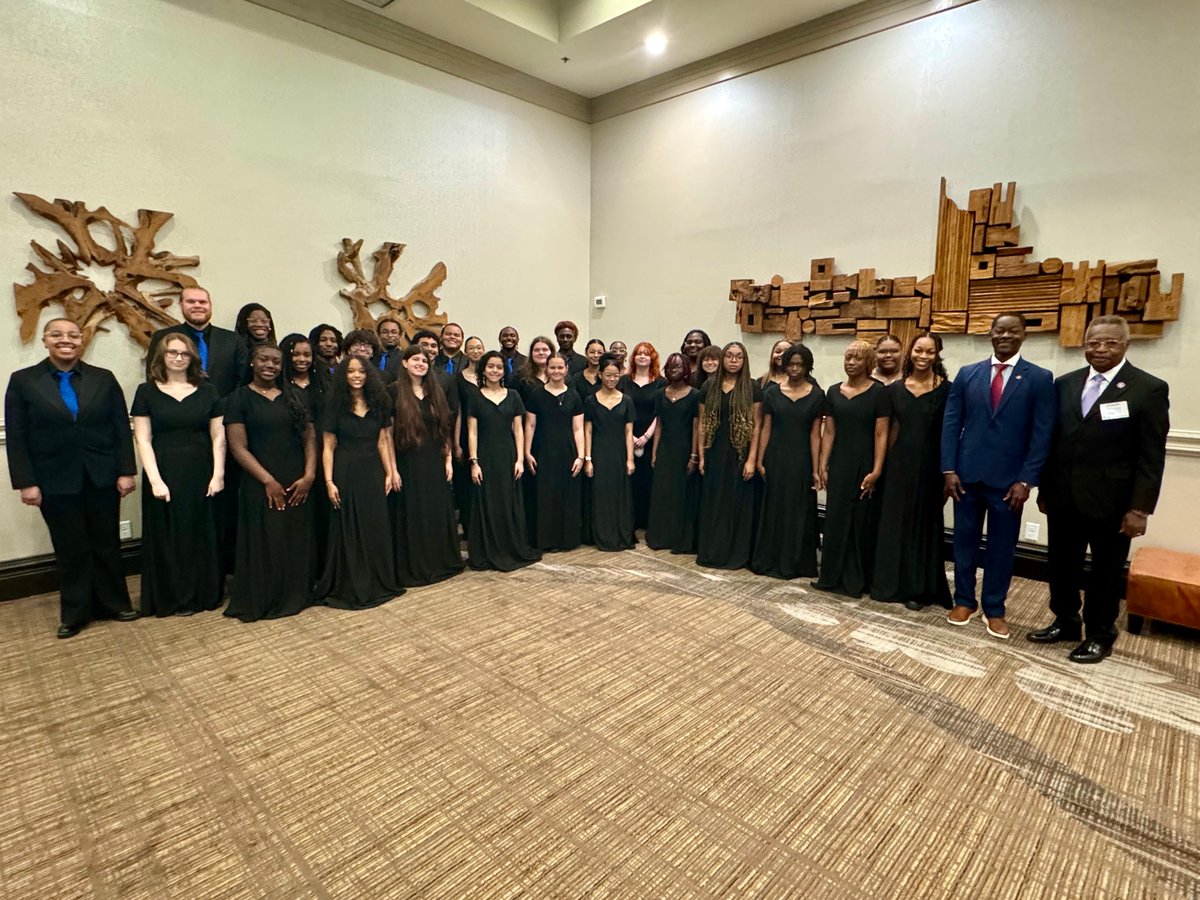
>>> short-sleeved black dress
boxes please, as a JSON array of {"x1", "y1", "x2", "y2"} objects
[
  {"x1": 526, "y1": 385, "x2": 584, "y2": 552},
  {"x1": 645, "y1": 387, "x2": 700, "y2": 553},
  {"x1": 751, "y1": 382, "x2": 827, "y2": 579},
  {"x1": 222, "y1": 386, "x2": 317, "y2": 621},
  {"x1": 390, "y1": 388, "x2": 465, "y2": 587},
  {"x1": 871, "y1": 380, "x2": 953, "y2": 607},
  {"x1": 467, "y1": 389, "x2": 542, "y2": 571},
  {"x1": 814, "y1": 381, "x2": 889, "y2": 597},
  {"x1": 454, "y1": 372, "x2": 482, "y2": 530},
  {"x1": 131, "y1": 382, "x2": 223, "y2": 616},
  {"x1": 570, "y1": 371, "x2": 601, "y2": 403},
  {"x1": 618, "y1": 375, "x2": 665, "y2": 530},
  {"x1": 315, "y1": 403, "x2": 404, "y2": 608},
  {"x1": 696, "y1": 383, "x2": 763, "y2": 569},
  {"x1": 584, "y1": 393, "x2": 636, "y2": 551}
]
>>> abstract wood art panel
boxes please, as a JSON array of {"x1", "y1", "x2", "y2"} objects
[
  {"x1": 11, "y1": 193, "x2": 199, "y2": 349},
  {"x1": 336, "y1": 238, "x2": 448, "y2": 343},
  {"x1": 731, "y1": 179, "x2": 1184, "y2": 348}
]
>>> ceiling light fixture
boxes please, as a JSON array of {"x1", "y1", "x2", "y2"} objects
[{"x1": 644, "y1": 32, "x2": 668, "y2": 56}]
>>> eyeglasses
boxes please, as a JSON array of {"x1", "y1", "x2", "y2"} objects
[
  {"x1": 246, "y1": 316, "x2": 271, "y2": 326},
  {"x1": 1085, "y1": 339, "x2": 1125, "y2": 349},
  {"x1": 164, "y1": 349, "x2": 193, "y2": 359},
  {"x1": 46, "y1": 330, "x2": 83, "y2": 341}
]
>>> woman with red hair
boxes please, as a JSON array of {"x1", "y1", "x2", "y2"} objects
[{"x1": 618, "y1": 341, "x2": 664, "y2": 531}]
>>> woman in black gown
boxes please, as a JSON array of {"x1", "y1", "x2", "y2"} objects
[
  {"x1": 757, "y1": 339, "x2": 792, "y2": 390},
  {"x1": 696, "y1": 342, "x2": 763, "y2": 569},
  {"x1": 514, "y1": 336, "x2": 553, "y2": 404},
  {"x1": 814, "y1": 340, "x2": 890, "y2": 597},
  {"x1": 569, "y1": 338, "x2": 605, "y2": 402},
  {"x1": 389, "y1": 345, "x2": 465, "y2": 587},
  {"x1": 467, "y1": 352, "x2": 542, "y2": 571},
  {"x1": 281, "y1": 332, "x2": 329, "y2": 568},
  {"x1": 692, "y1": 344, "x2": 722, "y2": 391},
  {"x1": 618, "y1": 342, "x2": 665, "y2": 530},
  {"x1": 524, "y1": 355, "x2": 584, "y2": 551},
  {"x1": 646, "y1": 353, "x2": 700, "y2": 553},
  {"x1": 584, "y1": 354, "x2": 636, "y2": 551},
  {"x1": 315, "y1": 355, "x2": 404, "y2": 608},
  {"x1": 872, "y1": 333, "x2": 953, "y2": 610},
  {"x1": 751, "y1": 345, "x2": 827, "y2": 579},
  {"x1": 223, "y1": 344, "x2": 318, "y2": 621},
  {"x1": 453, "y1": 336, "x2": 486, "y2": 528},
  {"x1": 131, "y1": 333, "x2": 224, "y2": 617},
  {"x1": 235, "y1": 303, "x2": 277, "y2": 383}
]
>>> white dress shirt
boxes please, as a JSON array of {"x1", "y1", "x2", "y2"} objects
[
  {"x1": 1083, "y1": 357, "x2": 1127, "y2": 400},
  {"x1": 989, "y1": 352, "x2": 1022, "y2": 391}
]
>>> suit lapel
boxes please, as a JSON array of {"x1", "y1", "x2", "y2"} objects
[
  {"x1": 1084, "y1": 363, "x2": 1135, "y2": 423},
  {"x1": 1062, "y1": 368, "x2": 1088, "y2": 430},
  {"x1": 74, "y1": 361, "x2": 100, "y2": 417},
  {"x1": 33, "y1": 362, "x2": 74, "y2": 420}
]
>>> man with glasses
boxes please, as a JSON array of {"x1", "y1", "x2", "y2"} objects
[
  {"x1": 147, "y1": 286, "x2": 246, "y2": 397},
  {"x1": 376, "y1": 317, "x2": 403, "y2": 382},
  {"x1": 1030, "y1": 315, "x2": 1170, "y2": 663},
  {"x1": 5, "y1": 319, "x2": 140, "y2": 638}
]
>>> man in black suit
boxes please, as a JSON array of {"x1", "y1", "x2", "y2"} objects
[
  {"x1": 554, "y1": 320, "x2": 588, "y2": 376},
  {"x1": 146, "y1": 286, "x2": 246, "y2": 397},
  {"x1": 6, "y1": 319, "x2": 141, "y2": 638},
  {"x1": 498, "y1": 325, "x2": 526, "y2": 386},
  {"x1": 376, "y1": 317, "x2": 402, "y2": 382},
  {"x1": 434, "y1": 322, "x2": 467, "y2": 374},
  {"x1": 1030, "y1": 315, "x2": 1170, "y2": 663}
]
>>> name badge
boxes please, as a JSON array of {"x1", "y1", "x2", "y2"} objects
[{"x1": 1100, "y1": 401, "x2": 1129, "y2": 421}]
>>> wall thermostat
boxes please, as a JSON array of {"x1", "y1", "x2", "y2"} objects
[{"x1": 593, "y1": 295, "x2": 607, "y2": 308}]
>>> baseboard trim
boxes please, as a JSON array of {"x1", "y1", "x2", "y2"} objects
[{"x1": 0, "y1": 541, "x2": 143, "y2": 602}]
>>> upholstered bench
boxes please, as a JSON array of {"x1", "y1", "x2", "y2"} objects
[{"x1": 1125, "y1": 547, "x2": 1200, "y2": 635}]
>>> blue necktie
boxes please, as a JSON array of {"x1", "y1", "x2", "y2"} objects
[
  {"x1": 506, "y1": 357, "x2": 514, "y2": 375},
  {"x1": 191, "y1": 328, "x2": 209, "y2": 374},
  {"x1": 446, "y1": 359, "x2": 455, "y2": 374},
  {"x1": 55, "y1": 370, "x2": 79, "y2": 420},
  {"x1": 379, "y1": 352, "x2": 388, "y2": 371}
]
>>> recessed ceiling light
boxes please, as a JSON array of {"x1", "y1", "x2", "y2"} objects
[{"x1": 644, "y1": 33, "x2": 668, "y2": 56}]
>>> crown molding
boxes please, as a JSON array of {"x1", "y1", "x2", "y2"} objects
[
  {"x1": 590, "y1": 0, "x2": 982, "y2": 121},
  {"x1": 242, "y1": 0, "x2": 592, "y2": 122}
]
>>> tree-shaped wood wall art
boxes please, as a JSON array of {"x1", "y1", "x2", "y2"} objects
[
  {"x1": 731, "y1": 178, "x2": 1184, "y2": 349},
  {"x1": 11, "y1": 192, "x2": 198, "y2": 349},
  {"x1": 336, "y1": 238, "x2": 448, "y2": 343}
]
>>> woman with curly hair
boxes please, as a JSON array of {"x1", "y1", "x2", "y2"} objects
[
  {"x1": 224, "y1": 343, "x2": 318, "y2": 621},
  {"x1": 314, "y1": 355, "x2": 404, "y2": 608},
  {"x1": 814, "y1": 339, "x2": 890, "y2": 598},
  {"x1": 680, "y1": 329, "x2": 712, "y2": 371},
  {"x1": 871, "y1": 333, "x2": 953, "y2": 609},
  {"x1": 692, "y1": 344, "x2": 722, "y2": 391},
  {"x1": 696, "y1": 342, "x2": 763, "y2": 569},
  {"x1": 618, "y1": 341, "x2": 664, "y2": 530},
  {"x1": 389, "y1": 344, "x2": 464, "y2": 587}
]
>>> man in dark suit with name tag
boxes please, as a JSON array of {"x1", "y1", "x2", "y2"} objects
[
  {"x1": 5, "y1": 318, "x2": 140, "y2": 638},
  {"x1": 942, "y1": 312, "x2": 1057, "y2": 640},
  {"x1": 1030, "y1": 315, "x2": 1169, "y2": 663}
]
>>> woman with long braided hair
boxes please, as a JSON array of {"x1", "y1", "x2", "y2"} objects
[{"x1": 695, "y1": 342, "x2": 763, "y2": 569}]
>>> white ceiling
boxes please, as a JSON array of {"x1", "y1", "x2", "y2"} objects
[{"x1": 344, "y1": 0, "x2": 865, "y2": 97}]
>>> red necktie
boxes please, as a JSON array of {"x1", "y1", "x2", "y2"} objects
[{"x1": 990, "y1": 363, "x2": 1009, "y2": 411}]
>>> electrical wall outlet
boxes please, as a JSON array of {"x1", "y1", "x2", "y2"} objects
[
  {"x1": 1023, "y1": 522, "x2": 1041, "y2": 541},
  {"x1": 119, "y1": 520, "x2": 133, "y2": 540}
]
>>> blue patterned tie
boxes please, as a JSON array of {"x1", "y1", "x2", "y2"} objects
[
  {"x1": 191, "y1": 328, "x2": 209, "y2": 374},
  {"x1": 55, "y1": 370, "x2": 79, "y2": 420},
  {"x1": 506, "y1": 357, "x2": 514, "y2": 376}
]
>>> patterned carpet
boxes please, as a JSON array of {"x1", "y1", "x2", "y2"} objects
[{"x1": 3, "y1": 546, "x2": 1199, "y2": 899}]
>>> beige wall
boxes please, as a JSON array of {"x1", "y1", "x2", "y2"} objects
[
  {"x1": 0, "y1": 0, "x2": 591, "y2": 561},
  {"x1": 589, "y1": 0, "x2": 1200, "y2": 551}
]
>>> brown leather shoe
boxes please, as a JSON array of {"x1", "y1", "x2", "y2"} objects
[
  {"x1": 983, "y1": 615, "x2": 1010, "y2": 640},
  {"x1": 947, "y1": 605, "x2": 979, "y2": 626}
]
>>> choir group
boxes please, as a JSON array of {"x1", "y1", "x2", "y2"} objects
[{"x1": 6, "y1": 285, "x2": 1169, "y2": 665}]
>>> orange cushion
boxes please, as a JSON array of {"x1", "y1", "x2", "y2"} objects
[{"x1": 1127, "y1": 547, "x2": 1200, "y2": 628}]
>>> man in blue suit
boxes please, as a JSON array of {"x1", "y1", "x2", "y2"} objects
[{"x1": 941, "y1": 313, "x2": 1056, "y2": 639}]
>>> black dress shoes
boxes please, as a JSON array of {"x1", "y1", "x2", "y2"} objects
[
  {"x1": 56, "y1": 624, "x2": 82, "y2": 639},
  {"x1": 1026, "y1": 622, "x2": 1081, "y2": 644},
  {"x1": 903, "y1": 600, "x2": 925, "y2": 611},
  {"x1": 1068, "y1": 640, "x2": 1113, "y2": 664},
  {"x1": 115, "y1": 610, "x2": 141, "y2": 622}
]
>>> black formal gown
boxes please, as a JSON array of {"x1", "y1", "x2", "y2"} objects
[
  {"x1": 390, "y1": 391, "x2": 465, "y2": 587},
  {"x1": 570, "y1": 371, "x2": 601, "y2": 402},
  {"x1": 645, "y1": 387, "x2": 700, "y2": 553},
  {"x1": 751, "y1": 383, "x2": 827, "y2": 579},
  {"x1": 814, "y1": 381, "x2": 889, "y2": 597},
  {"x1": 222, "y1": 387, "x2": 317, "y2": 621},
  {"x1": 585, "y1": 394, "x2": 636, "y2": 551},
  {"x1": 696, "y1": 383, "x2": 763, "y2": 569},
  {"x1": 526, "y1": 385, "x2": 584, "y2": 551},
  {"x1": 315, "y1": 404, "x2": 404, "y2": 608},
  {"x1": 455, "y1": 373, "x2": 483, "y2": 531},
  {"x1": 131, "y1": 382, "x2": 223, "y2": 616},
  {"x1": 871, "y1": 380, "x2": 953, "y2": 607},
  {"x1": 294, "y1": 381, "x2": 330, "y2": 568},
  {"x1": 467, "y1": 389, "x2": 542, "y2": 571},
  {"x1": 571, "y1": 373, "x2": 601, "y2": 543},
  {"x1": 618, "y1": 376, "x2": 664, "y2": 529}
]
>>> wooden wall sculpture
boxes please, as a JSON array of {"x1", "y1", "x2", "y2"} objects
[
  {"x1": 731, "y1": 179, "x2": 1184, "y2": 349},
  {"x1": 11, "y1": 193, "x2": 198, "y2": 349},
  {"x1": 336, "y1": 238, "x2": 448, "y2": 343}
]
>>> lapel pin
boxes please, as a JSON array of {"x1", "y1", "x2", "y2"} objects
[
  {"x1": 1117, "y1": 382, "x2": 1126, "y2": 389},
  {"x1": 1015, "y1": 375, "x2": 1022, "y2": 380}
]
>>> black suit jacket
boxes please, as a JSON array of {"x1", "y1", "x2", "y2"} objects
[
  {"x1": 1039, "y1": 362, "x2": 1169, "y2": 520},
  {"x1": 147, "y1": 322, "x2": 247, "y2": 397},
  {"x1": 5, "y1": 360, "x2": 137, "y2": 494},
  {"x1": 501, "y1": 351, "x2": 527, "y2": 387}
]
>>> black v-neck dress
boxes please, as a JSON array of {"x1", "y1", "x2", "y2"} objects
[
  {"x1": 585, "y1": 393, "x2": 636, "y2": 551},
  {"x1": 645, "y1": 386, "x2": 700, "y2": 553},
  {"x1": 696, "y1": 383, "x2": 763, "y2": 569},
  {"x1": 526, "y1": 384, "x2": 584, "y2": 552},
  {"x1": 618, "y1": 375, "x2": 664, "y2": 530}
]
